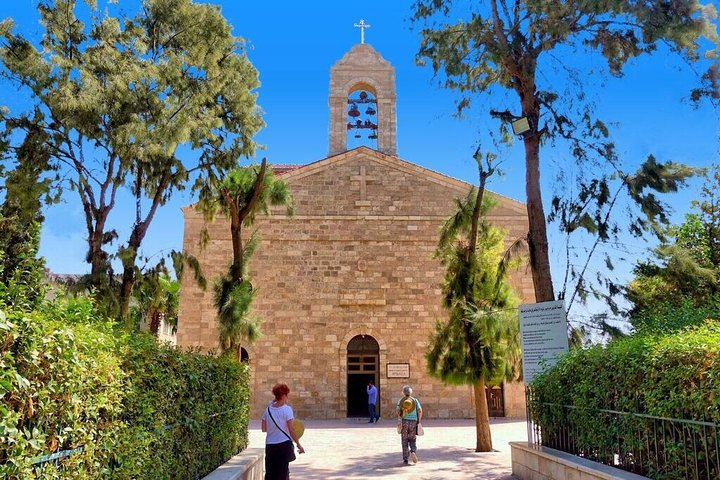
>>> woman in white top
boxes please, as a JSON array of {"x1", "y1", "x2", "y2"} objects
[{"x1": 261, "y1": 383, "x2": 305, "y2": 479}]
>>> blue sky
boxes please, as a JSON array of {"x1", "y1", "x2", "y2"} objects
[{"x1": 1, "y1": 1, "x2": 718, "y2": 320}]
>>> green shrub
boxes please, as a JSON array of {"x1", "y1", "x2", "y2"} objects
[
  {"x1": 631, "y1": 294, "x2": 720, "y2": 335},
  {"x1": 0, "y1": 306, "x2": 126, "y2": 479},
  {"x1": 0, "y1": 299, "x2": 250, "y2": 479},
  {"x1": 530, "y1": 320, "x2": 720, "y2": 479},
  {"x1": 117, "y1": 334, "x2": 249, "y2": 479}
]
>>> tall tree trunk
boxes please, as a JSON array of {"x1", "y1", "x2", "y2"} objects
[
  {"x1": 468, "y1": 165, "x2": 488, "y2": 256},
  {"x1": 119, "y1": 171, "x2": 171, "y2": 322},
  {"x1": 119, "y1": 227, "x2": 144, "y2": 323},
  {"x1": 524, "y1": 132, "x2": 555, "y2": 302},
  {"x1": 149, "y1": 310, "x2": 161, "y2": 337},
  {"x1": 81, "y1": 190, "x2": 113, "y2": 290},
  {"x1": 474, "y1": 378, "x2": 493, "y2": 452},
  {"x1": 87, "y1": 227, "x2": 108, "y2": 281},
  {"x1": 230, "y1": 213, "x2": 243, "y2": 283},
  {"x1": 119, "y1": 267, "x2": 134, "y2": 322}
]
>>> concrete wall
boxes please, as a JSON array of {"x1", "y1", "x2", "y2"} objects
[
  {"x1": 511, "y1": 442, "x2": 650, "y2": 480},
  {"x1": 202, "y1": 448, "x2": 264, "y2": 480}
]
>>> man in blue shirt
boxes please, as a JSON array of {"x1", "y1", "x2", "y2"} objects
[{"x1": 366, "y1": 380, "x2": 380, "y2": 423}]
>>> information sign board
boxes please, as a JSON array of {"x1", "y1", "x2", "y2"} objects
[{"x1": 519, "y1": 300, "x2": 569, "y2": 384}]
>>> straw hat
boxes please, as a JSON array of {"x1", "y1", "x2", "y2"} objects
[
  {"x1": 400, "y1": 398, "x2": 415, "y2": 414},
  {"x1": 291, "y1": 419, "x2": 305, "y2": 438}
]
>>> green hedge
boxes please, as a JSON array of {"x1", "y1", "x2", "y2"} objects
[
  {"x1": 0, "y1": 299, "x2": 250, "y2": 479},
  {"x1": 530, "y1": 320, "x2": 720, "y2": 479}
]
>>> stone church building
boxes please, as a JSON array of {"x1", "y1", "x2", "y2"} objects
[{"x1": 177, "y1": 41, "x2": 534, "y2": 420}]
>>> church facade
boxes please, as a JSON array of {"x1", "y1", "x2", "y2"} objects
[{"x1": 177, "y1": 43, "x2": 534, "y2": 420}]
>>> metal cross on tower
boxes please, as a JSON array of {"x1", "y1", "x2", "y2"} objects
[{"x1": 354, "y1": 19, "x2": 371, "y2": 44}]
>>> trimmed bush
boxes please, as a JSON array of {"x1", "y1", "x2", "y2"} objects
[
  {"x1": 0, "y1": 299, "x2": 250, "y2": 479},
  {"x1": 631, "y1": 294, "x2": 720, "y2": 335},
  {"x1": 530, "y1": 320, "x2": 720, "y2": 479}
]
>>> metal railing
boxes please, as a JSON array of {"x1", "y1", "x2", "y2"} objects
[{"x1": 527, "y1": 390, "x2": 720, "y2": 479}]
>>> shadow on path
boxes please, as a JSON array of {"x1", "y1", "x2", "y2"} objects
[
  {"x1": 289, "y1": 446, "x2": 516, "y2": 479},
  {"x1": 250, "y1": 418, "x2": 525, "y2": 479}
]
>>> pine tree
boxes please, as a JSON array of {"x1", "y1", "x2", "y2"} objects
[
  {"x1": 413, "y1": 0, "x2": 719, "y2": 304},
  {"x1": 0, "y1": 0, "x2": 263, "y2": 321},
  {"x1": 0, "y1": 112, "x2": 53, "y2": 309},
  {"x1": 427, "y1": 149, "x2": 523, "y2": 452}
]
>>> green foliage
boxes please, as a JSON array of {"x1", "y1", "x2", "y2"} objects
[
  {"x1": 427, "y1": 163, "x2": 523, "y2": 386},
  {"x1": 691, "y1": 164, "x2": 720, "y2": 267},
  {"x1": 0, "y1": 0, "x2": 263, "y2": 318},
  {"x1": 199, "y1": 161, "x2": 294, "y2": 353},
  {"x1": 119, "y1": 333, "x2": 250, "y2": 480},
  {"x1": 631, "y1": 295, "x2": 720, "y2": 335},
  {"x1": 412, "y1": 0, "x2": 718, "y2": 307},
  {"x1": 530, "y1": 319, "x2": 720, "y2": 479},
  {"x1": 427, "y1": 217, "x2": 521, "y2": 385},
  {"x1": 551, "y1": 156, "x2": 699, "y2": 317},
  {"x1": 213, "y1": 274, "x2": 262, "y2": 350},
  {"x1": 627, "y1": 166, "x2": 720, "y2": 320},
  {"x1": 0, "y1": 222, "x2": 46, "y2": 311},
  {"x1": 197, "y1": 164, "x2": 295, "y2": 227},
  {"x1": 0, "y1": 111, "x2": 54, "y2": 310},
  {"x1": 0, "y1": 304, "x2": 127, "y2": 479},
  {"x1": 0, "y1": 298, "x2": 250, "y2": 479},
  {"x1": 413, "y1": 1, "x2": 718, "y2": 104}
]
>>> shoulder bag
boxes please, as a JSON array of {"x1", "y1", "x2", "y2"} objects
[
  {"x1": 414, "y1": 398, "x2": 424, "y2": 436},
  {"x1": 267, "y1": 406, "x2": 296, "y2": 462}
]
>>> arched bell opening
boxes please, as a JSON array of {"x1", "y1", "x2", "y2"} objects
[{"x1": 346, "y1": 86, "x2": 378, "y2": 150}]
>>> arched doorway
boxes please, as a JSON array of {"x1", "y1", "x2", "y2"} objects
[
  {"x1": 238, "y1": 347, "x2": 249, "y2": 363},
  {"x1": 347, "y1": 335, "x2": 379, "y2": 417}
]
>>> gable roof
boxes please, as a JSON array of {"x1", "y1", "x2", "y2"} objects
[
  {"x1": 181, "y1": 147, "x2": 527, "y2": 216},
  {"x1": 278, "y1": 146, "x2": 527, "y2": 215}
]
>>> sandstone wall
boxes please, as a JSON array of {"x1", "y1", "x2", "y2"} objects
[{"x1": 177, "y1": 149, "x2": 534, "y2": 419}]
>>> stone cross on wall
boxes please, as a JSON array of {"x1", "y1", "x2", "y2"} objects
[
  {"x1": 351, "y1": 165, "x2": 377, "y2": 203},
  {"x1": 354, "y1": 19, "x2": 371, "y2": 44}
]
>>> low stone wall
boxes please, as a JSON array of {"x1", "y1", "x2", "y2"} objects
[
  {"x1": 510, "y1": 442, "x2": 649, "y2": 480},
  {"x1": 202, "y1": 448, "x2": 264, "y2": 480}
]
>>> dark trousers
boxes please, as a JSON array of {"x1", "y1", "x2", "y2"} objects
[
  {"x1": 265, "y1": 440, "x2": 293, "y2": 480},
  {"x1": 368, "y1": 403, "x2": 378, "y2": 421}
]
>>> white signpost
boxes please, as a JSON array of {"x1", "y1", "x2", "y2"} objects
[{"x1": 519, "y1": 300, "x2": 569, "y2": 384}]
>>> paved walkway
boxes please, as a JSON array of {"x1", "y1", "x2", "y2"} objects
[{"x1": 248, "y1": 418, "x2": 526, "y2": 479}]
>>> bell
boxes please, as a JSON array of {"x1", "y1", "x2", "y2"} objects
[
  {"x1": 354, "y1": 133, "x2": 361, "y2": 139},
  {"x1": 359, "y1": 91, "x2": 368, "y2": 100},
  {"x1": 368, "y1": 134, "x2": 378, "y2": 139},
  {"x1": 366, "y1": 108, "x2": 376, "y2": 115},
  {"x1": 348, "y1": 107, "x2": 360, "y2": 118}
]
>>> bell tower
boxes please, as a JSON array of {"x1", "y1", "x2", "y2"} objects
[{"x1": 328, "y1": 27, "x2": 397, "y2": 157}]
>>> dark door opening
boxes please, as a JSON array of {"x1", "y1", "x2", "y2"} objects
[
  {"x1": 347, "y1": 372, "x2": 376, "y2": 417},
  {"x1": 486, "y1": 384, "x2": 505, "y2": 417},
  {"x1": 347, "y1": 335, "x2": 379, "y2": 417}
]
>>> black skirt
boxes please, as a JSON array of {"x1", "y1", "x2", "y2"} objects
[{"x1": 265, "y1": 440, "x2": 294, "y2": 480}]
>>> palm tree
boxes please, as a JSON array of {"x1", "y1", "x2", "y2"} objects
[
  {"x1": 426, "y1": 149, "x2": 524, "y2": 452},
  {"x1": 130, "y1": 262, "x2": 181, "y2": 338},
  {"x1": 198, "y1": 159, "x2": 294, "y2": 354}
]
